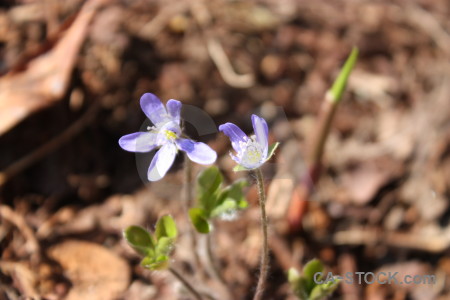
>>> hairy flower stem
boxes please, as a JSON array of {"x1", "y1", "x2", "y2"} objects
[
  {"x1": 169, "y1": 267, "x2": 203, "y2": 300},
  {"x1": 253, "y1": 168, "x2": 269, "y2": 300},
  {"x1": 183, "y1": 154, "x2": 203, "y2": 274}
]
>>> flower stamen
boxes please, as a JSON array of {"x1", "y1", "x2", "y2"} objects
[
  {"x1": 164, "y1": 129, "x2": 178, "y2": 141},
  {"x1": 238, "y1": 136, "x2": 265, "y2": 169}
]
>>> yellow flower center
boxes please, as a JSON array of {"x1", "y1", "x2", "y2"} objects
[
  {"x1": 244, "y1": 146, "x2": 262, "y2": 164},
  {"x1": 238, "y1": 136, "x2": 265, "y2": 169},
  {"x1": 164, "y1": 130, "x2": 178, "y2": 141}
]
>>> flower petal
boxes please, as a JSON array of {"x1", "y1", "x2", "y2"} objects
[
  {"x1": 218, "y1": 123, "x2": 248, "y2": 153},
  {"x1": 140, "y1": 93, "x2": 168, "y2": 125},
  {"x1": 147, "y1": 143, "x2": 177, "y2": 181},
  {"x1": 119, "y1": 132, "x2": 157, "y2": 153},
  {"x1": 166, "y1": 99, "x2": 181, "y2": 125},
  {"x1": 251, "y1": 114, "x2": 269, "y2": 156},
  {"x1": 176, "y1": 138, "x2": 217, "y2": 165}
]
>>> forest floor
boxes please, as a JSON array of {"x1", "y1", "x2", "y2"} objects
[{"x1": 1, "y1": 0, "x2": 450, "y2": 299}]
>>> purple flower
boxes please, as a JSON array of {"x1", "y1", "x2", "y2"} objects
[
  {"x1": 219, "y1": 115, "x2": 277, "y2": 170},
  {"x1": 119, "y1": 93, "x2": 217, "y2": 181}
]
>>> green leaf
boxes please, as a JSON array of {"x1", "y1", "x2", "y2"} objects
[
  {"x1": 212, "y1": 179, "x2": 248, "y2": 219},
  {"x1": 233, "y1": 164, "x2": 250, "y2": 172},
  {"x1": 328, "y1": 47, "x2": 359, "y2": 103},
  {"x1": 288, "y1": 267, "x2": 300, "y2": 282},
  {"x1": 266, "y1": 142, "x2": 279, "y2": 161},
  {"x1": 288, "y1": 268, "x2": 309, "y2": 300},
  {"x1": 197, "y1": 166, "x2": 223, "y2": 211},
  {"x1": 303, "y1": 259, "x2": 325, "y2": 293},
  {"x1": 123, "y1": 226, "x2": 155, "y2": 256},
  {"x1": 309, "y1": 278, "x2": 340, "y2": 300},
  {"x1": 289, "y1": 261, "x2": 340, "y2": 300},
  {"x1": 140, "y1": 255, "x2": 170, "y2": 271},
  {"x1": 216, "y1": 179, "x2": 248, "y2": 206},
  {"x1": 155, "y1": 236, "x2": 175, "y2": 257},
  {"x1": 238, "y1": 200, "x2": 248, "y2": 209},
  {"x1": 188, "y1": 208, "x2": 211, "y2": 234},
  {"x1": 210, "y1": 199, "x2": 238, "y2": 219},
  {"x1": 155, "y1": 215, "x2": 177, "y2": 240}
]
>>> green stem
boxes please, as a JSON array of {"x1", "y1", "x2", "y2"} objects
[
  {"x1": 184, "y1": 153, "x2": 193, "y2": 206},
  {"x1": 183, "y1": 154, "x2": 203, "y2": 274},
  {"x1": 169, "y1": 267, "x2": 203, "y2": 300},
  {"x1": 253, "y1": 168, "x2": 269, "y2": 300}
]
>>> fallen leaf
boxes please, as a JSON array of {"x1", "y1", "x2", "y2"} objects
[
  {"x1": 48, "y1": 240, "x2": 130, "y2": 300},
  {"x1": 340, "y1": 157, "x2": 403, "y2": 205},
  {"x1": 0, "y1": 0, "x2": 104, "y2": 136}
]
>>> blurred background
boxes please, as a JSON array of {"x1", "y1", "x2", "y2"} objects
[{"x1": 1, "y1": 0, "x2": 449, "y2": 299}]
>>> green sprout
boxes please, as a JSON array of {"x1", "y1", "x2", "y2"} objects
[
  {"x1": 189, "y1": 166, "x2": 248, "y2": 234},
  {"x1": 123, "y1": 215, "x2": 178, "y2": 270},
  {"x1": 328, "y1": 47, "x2": 359, "y2": 103},
  {"x1": 288, "y1": 259, "x2": 340, "y2": 300}
]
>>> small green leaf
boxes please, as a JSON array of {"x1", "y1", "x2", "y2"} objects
[
  {"x1": 212, "y1": 179, "x2": 248, "y2": 219},
  {"x1": 328, "y1": 47, "x2": 359, "y2": 103},
  {"x1": 123, "y1": 225, "x2": 155, "y2": 256},
  {"x1": 140, "y1": 256, "x2": 154, "y2": 268},
  {"x1": 233, "y1": 164, "x2": 250, "y2": 172},
  {"x1": 155, "y1": 215, "x2": 177, "y2": 240},
  {"x1": 310, "y1": 278, "x2": 340, "y2": 300},
  {"x1": 188, "y1": 208, "x2": 211, "y2": 234},
  {"x1": 303, "y1": 259, "x2": 325, "y2": 292},
  {"x1": 216, "y1": 179, "x2": 248, "y2": 206},
  {"x1": 140, "y1": 255, "x2": 170, "y2": 270},
  {"x1": 238, "y1": 200, "x2": 248, "y2": 209},
  {"x1": 289, "y1": 261, "x2": 339, "y2": 300},
  {"x1": 211, "y1": 199, "x2": 238, "y2": 219},
  {"x1": 303, "y1": 259, "x2": 324, "y2": 281},
  {"x1": 288, "y1": 268, "x2": 309, "y2": 300},
  {"x1": 156, "y1": 236, "x2": 175, "y2": 257},
  {"x1": 197, "y1": 166, "x2": 223, "y2": 211},
  {"x1": 288, "y1": 268, "x2": 300, "y2": 282},
  {"x1": 266, "y1": 142, "x2": 279, "y2": 161}
]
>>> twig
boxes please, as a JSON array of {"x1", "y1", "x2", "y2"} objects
[
  {"x1": 169, "y1": 267, "x2": 204, "y2": 300},
  {"x1": 0, "y1": 261, "x2": 40, "y2": 299},
  {"x1": 253, "y1": 168, "x2": 269, "y2": 300},
  {"x1": 403, "y1": 4, "x2": 450, "y2": 56},
  {"x1": 189, "y1": 0, "x2": 255, "y2": 88},
  {"x1": 138, "y1": 2, "x2": 188, "y2": 40},
  {"x1": 206, "y1": 38, "x2": 255, "y2": 88},
  {"x1": 0, "y1": 205, "x2": 40, "y2": 262},
  {"x1": 0, "y1": 103, "x2": 99, "y2": 187}
]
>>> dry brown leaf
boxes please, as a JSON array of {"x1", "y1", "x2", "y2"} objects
[
  {"x1": 340, "y1": 161, "x2": 392, "y2": 205},
  {"x1": 0, "y1": 0, "x2": 104, "y2": 136},
  {"x1": 48, "y1": 240, "x2": 130, "y2": 300},
  {"x1": 0, "y1": 261, "x2": 39, "y2": 299}
]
